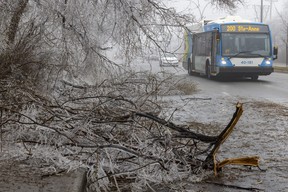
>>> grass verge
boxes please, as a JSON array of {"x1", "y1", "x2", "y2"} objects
[{"x1": 274, "y1": 66, "x2": 288, "y2": 73}]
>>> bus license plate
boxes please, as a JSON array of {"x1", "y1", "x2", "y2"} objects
[{"x1": 241, "y1": 61, "x2": 253, "y2": 64}]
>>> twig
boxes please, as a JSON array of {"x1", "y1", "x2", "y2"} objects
[
  {"x1": 205, "y1": 181, "x2": 264, "y2": 191},
  {"x1": 182, "y1": 97, "x2": 212, "y2": 101},
  {"x1": 61, "y1": 80, "x2": 86, "y2": 89},
  {"x1": 41, "y1": 169, "x2": 66, "y2": 178}
]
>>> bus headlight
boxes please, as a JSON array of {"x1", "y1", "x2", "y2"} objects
[
  {"x1": 265, "y1": 60, "x2": 271, "y2": 65},
  {"x1": 221, "y1": 60, "x2": 227, "y2": 65}
]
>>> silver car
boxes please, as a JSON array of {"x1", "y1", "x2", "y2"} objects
[{"x1": 159, "y1": 53, "x2": 179, "y2": 67}]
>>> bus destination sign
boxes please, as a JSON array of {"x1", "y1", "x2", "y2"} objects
[{"x1": 221, "y1": 24, "x2": 269, "y2": 33}]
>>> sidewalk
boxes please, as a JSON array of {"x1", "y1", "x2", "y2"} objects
[
  {"x1": 0, "y1": 158, "x2": 86, "y2": 192},
  {"x1": 274, "y1": 62, "x2": 287, "y2": 67}
]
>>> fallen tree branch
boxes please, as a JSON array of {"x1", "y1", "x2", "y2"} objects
[
  {"x1": 1, "y1": 84, "x2": 261, "y2": 182},
  {"x1": 135, "y1": 111, "x2": 218, "y2": 143}
]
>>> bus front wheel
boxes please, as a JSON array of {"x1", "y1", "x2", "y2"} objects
[
  {"x1": 251, "y1": 75, "x2": 259, "y2": 81},
  {"x1": 188, "y1": 59, "x2": 193, "y2": 76},
  {"x1": 206, "y1": 63, "x2": 211, "y2": 79}
]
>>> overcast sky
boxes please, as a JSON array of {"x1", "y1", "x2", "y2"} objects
[{"x1": 165, "y1": 0, "x2": 285, "y2": 23}]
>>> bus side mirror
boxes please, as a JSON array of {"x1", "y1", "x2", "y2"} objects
[
  {"x1": 213, "y1": 29, "x2": 220, "y2": 40},
  {"x1": 273, "y1": 46, "x2": 278, "y2": 60},
  {"x1": 216, "y1": 32, "x2": 220, "y2": 40}
]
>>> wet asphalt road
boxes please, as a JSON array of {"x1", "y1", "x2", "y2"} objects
[
  {"x1": 133, "y1": 59, "x2": 288, "y2": 105},
  {"x1": 184, "y1": 72, "x2": 288, "y2": 105}
]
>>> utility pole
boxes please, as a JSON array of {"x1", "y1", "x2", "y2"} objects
[
  {"x1": 269, "y1": 0, "x2": 272, "y2": 19},
  {"x1": 260, "y1": 0, "x2": 263, "y2": 22},
  {"x1": 253, "y1": 4, "x2": 268, "y2": 22},
  {"x1": 287, "y1": 26, "x2": 288, "y2": 67}
]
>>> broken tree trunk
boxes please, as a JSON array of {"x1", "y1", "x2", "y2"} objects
[
  {"x1": 203, "y1": 102, "x2": 259, "y2": 175},
  {"x1": 135, "y1": 102, "x2": 259, "y2": 175}
]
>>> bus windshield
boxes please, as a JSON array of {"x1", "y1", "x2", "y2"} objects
[{"x1": 222, "y1": 33, "x2": 271, "y2": 57}]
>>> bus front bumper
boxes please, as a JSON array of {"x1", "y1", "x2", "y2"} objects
[{"x1": 218, "y1": 66, "x2": 273, "y2": 76}]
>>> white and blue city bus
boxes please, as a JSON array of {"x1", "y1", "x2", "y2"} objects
[{"x1": 182, "y1": 16, "x2": 278, "y2": 80}]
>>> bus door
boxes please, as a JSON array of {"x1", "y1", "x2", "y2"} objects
[
  {"x1": 211, "y1": 31, "x2": 219, "y2": 74},
  {"x1": 192, "y1": 32, "x2": 213, "y2": 73}
]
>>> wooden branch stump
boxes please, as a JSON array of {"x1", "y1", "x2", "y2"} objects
[{"x1": 203, "y1": 102, "x2": 259, "y2": 175}]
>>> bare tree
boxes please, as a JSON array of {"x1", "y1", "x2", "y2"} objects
[
  {"x1": 0, "y1": 0, "x2": 248, "y2": 191},
  {"x1": 271, "y1": 2, "x2": 288, "y2": 64},
  {"x1": 210, "y1": 0, "x2": 242, "y2": 8},
  {"x1": 0, "y1": 0, "x2": 243, "y2": 86}
]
